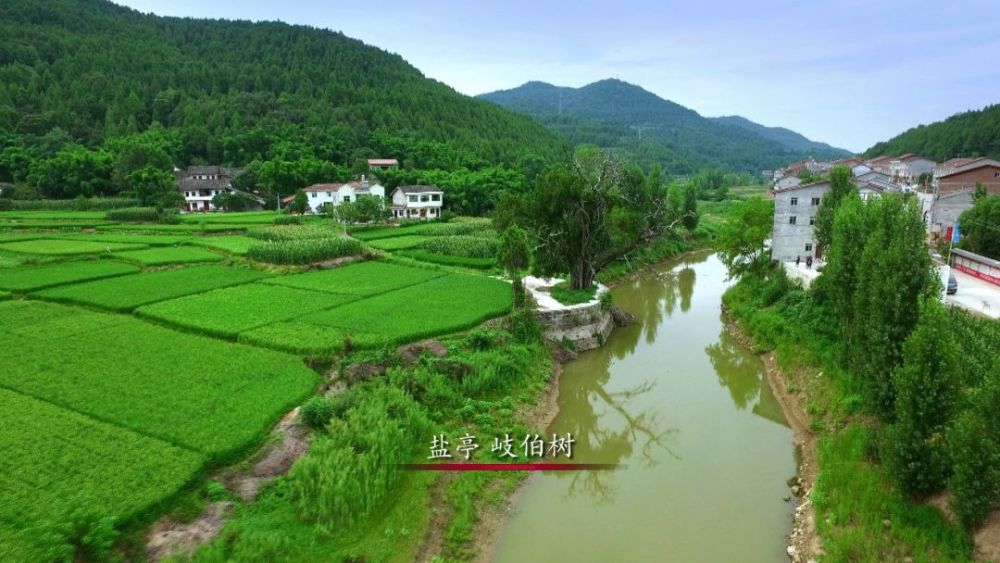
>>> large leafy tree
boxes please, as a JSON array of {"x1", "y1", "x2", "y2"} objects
[
  {"x1": 957, "y1": 195, "x2": 1000, "y2": 259},
  {"x1": 499, "y1": 224, "x2": 532, "y2": 307},
  {"x1": 525, "y1": 146, "x2": 672, "y2": 290},
  {"x1": 715, "y1": 196, "x2": 773, "y2": 279}
]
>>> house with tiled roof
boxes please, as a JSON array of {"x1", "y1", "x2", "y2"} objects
[
  {"x1": 175, "y1": 166, "x2": 262, "y2": 212},
  {"x1": 390, "y1": 185, "x2": 444, "y2": 220},
  {"x1": 367, "y1": 158, "x2": 399, "y2": 171},
  {"x1": 887, "y1": 154, "x2": 936, "y2": 185},
  {"x1": 933, "y1": 158, "x2": 1000, "y2": 196},
  {"x1": 298, "y1": 176, "x2": 385, "y2": 213}
]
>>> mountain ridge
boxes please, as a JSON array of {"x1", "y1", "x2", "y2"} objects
[{"x1": 479, "y1": 79, "x2": 851, "y2": 173}]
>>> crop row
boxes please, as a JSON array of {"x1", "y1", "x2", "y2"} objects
[
  {"x1": 245, "y1": 224, "x2": 339, "y2": 241},
  {"x1": 417, "y1": 234, "x2": 500, "y2": 258},
  {"x1": 246, "y1": 237, "x2": 364, "y2": 265},
  {"x1": 351, "y1": 219, "x2": 493, "y2": 240},
  {"x1": 366, "y1": 234, "x2": 430, "y2": 250},
  {"x1": 34, "y1": 264, "x2": 270, "y2": 312},
  {"x1": 397, "y1": 250, "x2": 496, "y2": 269},
  {"x1": 0, "y1": 300, "x2": 319, "y2": 459}
]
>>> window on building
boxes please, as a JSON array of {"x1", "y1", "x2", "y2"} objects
[
  {"x1": 995, "y1": 171, "x2": 1000, "y2": 177},
  {"x1": 805, "y1": 243, "x2": 812, "y2": 252},
  {"x1": 789, "y1": 216, "x2": 797, "y2": 225},
  {"x1": 421, "y1": 195, "x2": 430, "y2": 202},
  {"x1": 790, "y1": 197, "x2": 798, "y2": 206},
  {"x1": 811, "y1": 197, "x2": 820, "y2": 205},
  {"x1": 343, "y1": 196, "x2": 350, "y2": 202},
  {"x1": 311, "y1": 192, "x2": 317, "y2": 198},
  {"x1": 408, "y1": 195, "x2": 418, "y2": 203},
  {"x1": 809, "y1": 216, "x2": 816, "y2": 225},
  {"x1": 431, "y1": 194, "x2": 441, "y2": 202}
]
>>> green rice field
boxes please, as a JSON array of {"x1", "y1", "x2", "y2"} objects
[
  {"x1": 136, "y1": 283, "x2": 358, "y2": 339},
  {"x1": 0, "y1": 260, "x2": 140, "y2": 291},
  {"x1": 0, "y1": 238, "x2": 147, "y2": 256},
  {"x1": 113, "y1": 246, "x2": 224, "y2": 266},
  {"x1": 260, "y1": 260, "x2": 444, "y2": 296},
  {"x1": 33, "y1": 264, "x2": 270, "y2": 311},
  {"x1": 0, "y1": 210, "x2": 515, "y2": 556}
]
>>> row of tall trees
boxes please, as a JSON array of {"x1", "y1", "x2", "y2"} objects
[{"x1": 812, "y1": 185, "x2": 998, "y2": 530}]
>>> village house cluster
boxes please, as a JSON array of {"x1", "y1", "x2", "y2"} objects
[
  {"x1": 769, "y1": 154, "x2": 1000, "y2": 264},
  {"x1": 174, "y1": 157, "x2": 444, "y2": 221}
]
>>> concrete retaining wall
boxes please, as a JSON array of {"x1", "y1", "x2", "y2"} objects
[{"x1": 535, "y1": 300, "x2": 614, "y2": 352}]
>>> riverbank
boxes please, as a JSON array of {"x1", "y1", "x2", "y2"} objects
[
  {"x1": 722, "y1": 271, "x2": 976, "y2": 561},
  {"x1": 723, "y1": 311, "x2": 822, "y2": 562}
]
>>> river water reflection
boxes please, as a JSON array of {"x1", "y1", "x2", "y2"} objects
[{"x1": 495, "y1": 251, "x2": 795, "y2": 562}]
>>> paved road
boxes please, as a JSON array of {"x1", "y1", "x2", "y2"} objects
[{"x1": 942, "y1": 267, "x2": 1000, "y2": 319}]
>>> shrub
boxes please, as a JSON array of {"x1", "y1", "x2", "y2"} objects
[
  {"x1": 300, "y1": 396, "x2": 335, "y2": 430},
  {"x1": 247, "y1": 238, "x2": 364, "y2": 265}
]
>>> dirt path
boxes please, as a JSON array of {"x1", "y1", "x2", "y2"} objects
[{"x1": 144, "y1": 408, "x2": 311, "y2": 561}]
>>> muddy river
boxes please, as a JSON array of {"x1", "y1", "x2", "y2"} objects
[{"x1": 494, "y1": 251, "x2": 796, "y2": 562}]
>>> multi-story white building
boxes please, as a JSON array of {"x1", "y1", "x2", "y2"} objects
[
  {"x1": 299, "y1": 177, "x2": 385, "y2": 213},
  {"x1": 771, "y1": 180, "x2": 829, "y2": 262},
  {"x1": 390, "y1": 185, "x2": 444, "y2": 220}
]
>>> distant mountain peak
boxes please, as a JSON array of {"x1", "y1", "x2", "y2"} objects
[{"x1": 478, "y1": 78, "x2": 850, "y2": 172}]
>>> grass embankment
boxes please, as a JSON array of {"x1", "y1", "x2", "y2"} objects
[
  {"x1": 724, "y1": 273, "x2": 974, "y2": 561},
  {"x1": 180, "y1": 323, "x2": 552, "y2": 562}
]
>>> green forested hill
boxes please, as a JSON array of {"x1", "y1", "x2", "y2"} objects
[
  {"x1": 864, "y1": 104, "x2": 1000, "y2": 161},
  {"x1": 479, "y1": 79, "x2": 850, "y2": 173},
  {"x1": 0, "y1": 0, "x2": 569, "y2": 174}
]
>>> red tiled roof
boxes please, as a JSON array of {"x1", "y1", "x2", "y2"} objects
[
  {"x1": 938, "y1": 159, "x2": 1000, "y2": 178},
  {"x1": 367, "y1": 158, "x2": 398, "y2": 166}
]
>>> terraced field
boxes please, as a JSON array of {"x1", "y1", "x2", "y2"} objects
[
  {"x1": 113, "y1": 246, "x2": 224, "y2": 266},
  {"x1": 0, "y1": 260, "x2": 140, "y2": 292},
  {"x1": 0, "y1": 211, "x2": 515, "y2": 558},
  {"x1": 33, "y1": 264, "x2": 270, "y2": 311}
]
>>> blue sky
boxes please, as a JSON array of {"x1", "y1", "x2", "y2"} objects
[{"x1": 115, "y1": 0, "x2": 999, "y2": 153}]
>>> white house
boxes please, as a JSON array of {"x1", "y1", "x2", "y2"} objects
[
  {"x1": 391, "y1": 185, "x2": 444, "y2": 220},
  {"x1": 299, "y1": 177, "x2": 385, "y2": 213},
  {"x1": 771, "y1": 180, "x2": 829, "y2": 262},
  {"x1": 176, "y1": 166, "x2": 263, "y2": 212}
]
